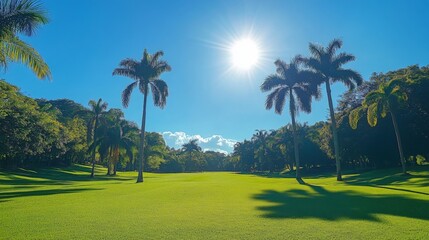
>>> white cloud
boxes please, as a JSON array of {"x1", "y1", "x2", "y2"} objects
[{"x1": 162, "y1": 131, "x2": 237, "y2": 154}]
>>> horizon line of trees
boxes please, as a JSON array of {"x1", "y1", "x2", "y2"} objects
[{"x1": 2, "y1": 64, "x2": 428, "y2": 175}]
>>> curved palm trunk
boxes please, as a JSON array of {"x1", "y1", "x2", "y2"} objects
[
  {"x1": 289, "y1": 91, "x2": 301, "y2": 180},
  {"x1": 137, "y1": 85, "x2": 149, "y2": 183},
  {"x1": 390, "y1": 111, "x2": 407, "y2": 174},
  {"x1": 90, "y1": 116, "x2": 99, "y2": 178},
  {"x1": 325, "y1": 80, "x2": 342, "y2": 181}
]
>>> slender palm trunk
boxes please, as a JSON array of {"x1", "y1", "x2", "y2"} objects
[
  {"x1": 107, "y1": 147, "x2": 112, "y2": 175},
  {"x1": 90, "y1": 117, "x2": 99, "y2": 178},
  {"x1": 289, "y1": 91, "x2": 301, "y2": 180},
  {"x1": 390, "y1": 111, "x2": 407, "y2": 174},
  {"x1": 137, "y1": 85, "x2": 148, "y2": 183},
  {"x1": 325, "y1": 80, "x2": 342, "y2": 181}
]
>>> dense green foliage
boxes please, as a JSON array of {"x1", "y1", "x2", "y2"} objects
[{"x1": 1, "y1": 164, "x2": 428, "y2": 239}]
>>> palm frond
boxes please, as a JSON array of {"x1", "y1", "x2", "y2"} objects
[
  {"x1": 150, "y1": 50, "x2": 164, "y2": 64},
  {"x1": 294, "y1": 85, "x2": 314, "y2": 113},
  {"x1": 261, "y1": 74, "x2": 285, "y2": 92},
  {"x1": 121, "y1": 81, "x2": 137, "y2": 108},
  {"x1": 150, "y1": 79, "x2": 168, "y2": 108},
  {"x1": 118, "y1": 58, "x2": 138, "y2": 68},
  {"x1": 274, "y1": 87, "x2": 288, "y2": 114},
  {"x1": 153, "y1": 60, "x2": 172, "y2": 76},
  {"x1": 363, "y1": 91, "x2": 384, "y2": 106},
  {"x1": 349, "y1": 106, "x2": 364, "y2": 129},
  {"x1": 308, "y1": 42, "x2": 324, "y2": 59},
  {"x1": 366, "y1": 102, "x2": 379, "y2": 127},
  {"x1": 327, "y1": 39, "x2": 343, "y2": 57},
  {"x1": 332, "y1": 52, "x2": 355, "y2": 67},
  {"x1": 274, "y1": 59, "x2": 288, "y2": 76},
  {"x1": 0, "y1": 34, "x2": 51, "y2": 79},
  {"x1": 332, "y1": 68, "x2": 363, "y2": 89},
  {"x1": 265, "y1": 87, "x2": 281, "y2": 111},
  {"x1": 0, "y1": 0, "x2": 48, "y2": 36},
  {"x1": 112, "y1": 67, "x2": 138, "y2": 80}
]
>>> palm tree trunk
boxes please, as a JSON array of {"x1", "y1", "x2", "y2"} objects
[
  {"x1": 289, "y1": 91, "x2": 301, "y2": 180},
  {"x1": 390, "y1": 111, "x2": 407, "y2": 174},
  {"x1": 90, "y1": 117, "x2": 98, "y2": 178},
  {"x1": 137, "y1": 85, "x2": 149, "y2": 183},
  {"x1": 325, "y1": 80, "x2": 342, "y2": 181},
  {"x1": 107, "y1": 147, "x2": 112, "y2": 175}
]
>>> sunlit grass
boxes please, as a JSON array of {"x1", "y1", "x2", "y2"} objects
[{"x1": 0, "y1": 165, "x2": 428, "y2": 239}]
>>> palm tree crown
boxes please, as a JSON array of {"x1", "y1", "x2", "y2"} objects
[
  {"x1": 301, "y1": 39, "x2": 363, "y2": 89},
  {"x1": 261, "y1": 58, "x2": 320, "y2": 115},
  {"x1": 113, "y1": 49, "x2": 171, "y2": 108},
  {"x1": 181, "y1": 139, "x2": 202, "y2": 153}
]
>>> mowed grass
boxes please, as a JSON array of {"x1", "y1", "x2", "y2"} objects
[{"x1": 1, "y1": 165, "x2": 429, "y2": 239}]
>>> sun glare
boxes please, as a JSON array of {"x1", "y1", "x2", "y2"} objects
[{"x1": 229, "y1": 38, "x2": 260, "y2": 71}]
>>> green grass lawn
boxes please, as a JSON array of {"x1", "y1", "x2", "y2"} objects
[{"x1": 1, "y1": 165, "x2": 428, "y2": 239}]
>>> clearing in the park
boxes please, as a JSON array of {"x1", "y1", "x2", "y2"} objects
[{"x1": 1, "y1": 165, "x2": 428, "y2": 239}]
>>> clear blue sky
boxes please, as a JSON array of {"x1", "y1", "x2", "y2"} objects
[{"x1": 4, "y1": 0, "x2": 429, "y2": 152}]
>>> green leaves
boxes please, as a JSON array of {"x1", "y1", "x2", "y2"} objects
[
  {"x1": 0, "y1": 34, "x2": 51, "y2": 79},
  {"x1": 349, "y1": 77, "x2": 410, "y2": 130},
  {"x1": 0, "y1": 0, "x2": 50, "y2": 79},
  {"x1": 366, "y1": 103, "x2": 378, "y2": 127},
  {"x1": 348, "y1": 107, "x2": 364, "y2": 130}
]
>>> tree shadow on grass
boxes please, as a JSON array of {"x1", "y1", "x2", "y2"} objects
[
  {"x1": 0, "y1": 187, "x2": 103, "y2": 201},
  {"x1": 0, "y1": 165, "x2": 133, "y2": 186},
  {"x1": 344, "y1": 167, "x2": 429, "y2": 188},
  {"x1": 252, "y1": 184, "x2": 429, "y2": 221}
]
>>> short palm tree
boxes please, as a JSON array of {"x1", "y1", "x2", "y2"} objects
[
  {"x1": 181, "y1": 139, "x2": 202, "y2": 163},
  {"x1": 261, "y1": 57, "x2": 320, "y2": 181},
  {"x1": 349, "y1": 78, "x2": 408, "y2": 174},
  {"x1": 88, "y1": 98, "x2": 108, "y2": 178},
  {"x1": 300, "y1": 39, "x2": 363, "y2": 181},
  {"x1": 113, "y1": 49, "x2": 171, "y2": 183},
  {"x1": 0, "y1": 0, "x2": 51, "y2": 79},
  {"x1": 251, "y1": 130, "x2": 269, "y2": 171}
]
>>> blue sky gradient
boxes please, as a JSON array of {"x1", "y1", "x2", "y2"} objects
[{"x1": 3, "y1": 0, "x2": 429, "y2": 152}]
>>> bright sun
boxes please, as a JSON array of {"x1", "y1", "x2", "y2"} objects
[{"x1": 230, "y1": 38, "x2": 260, "y2": 71}]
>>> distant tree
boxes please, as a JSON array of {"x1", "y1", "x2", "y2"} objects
[
  {"x1": 251, "y1": 130, "x2": 269, "y2": 171},
  {"x1": 261, "y1": 57, "x2": 320, "y2": 181},
  {"x1": 181, "y1": 139, "x2": 202, "y2": 171},
  {"x1": 349, "y1": 78, "x2": 409, "y2": 174},
  {"x1": 113, "y1": 49, "x2": 171, "y2": 183},
  {"x1": 87, "y1": 98, "x2": 107, "y2": 178},
  {"x1": 300, "y1": 39, "x2": 363, "y2": 181},
  {"x1": 0, "y1": 0, "x2": 51, "y2": 79},
  {"x1": 233, "y1": 140, "x2": 255, "y2": 172}
]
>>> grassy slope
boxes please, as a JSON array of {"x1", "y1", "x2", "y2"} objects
[{"x1": 0, "y1": 165, "x2": 428, "y2": 239}]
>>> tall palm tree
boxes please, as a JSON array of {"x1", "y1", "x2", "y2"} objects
[
  {"x1": 300, "y1": 39, "x2": 363, "y2": 181},
  {"x1": 261, "y1": 57, "x2": 320, "y2": 181},
  {"x1": 349, "y1": 78, "x2": 408, "y2": 174},
  {"x1": 113, "y1": 49, "x2": 171, "y2": 183},
  {"x1": 0, "y1": 0, "x2": 51, "y2": 79},
  {"x1": 88, "y1": 98, "x2": 108, "y2": 178},
  {"x1": 181, "y1": 139, "x2": 202, "y2": 164}
]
